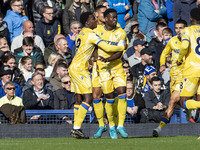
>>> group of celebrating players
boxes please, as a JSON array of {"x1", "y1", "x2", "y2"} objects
[{"x1": 68, "y1": 5, "x2": 200, "y2": 139}]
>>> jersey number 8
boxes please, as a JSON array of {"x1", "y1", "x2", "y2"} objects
[{"x1": 195, "y1": 37, "x2": 200, "y2": 55}]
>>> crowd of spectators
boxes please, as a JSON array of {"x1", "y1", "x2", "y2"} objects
[{"x1": 0, "y1": 0, "x2": 197, "y2": 124}]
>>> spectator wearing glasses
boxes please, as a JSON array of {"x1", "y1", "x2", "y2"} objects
[
  {"x1": 0, "y1": 65, "x2": 22, "y2": 98},
  {"x1": 54, "y1": 74, "x2": 76, "y2": 109},
  {"x1": 35, "y1": 6, "x2": 61, "y2": 47},
  {"x1": 0, "y1": 81, "x2": 25, "y2": 124},
  {"x1": 3, "y1": 0, "x2": 28, "y2": 43},
  {"x1": 32, "y1": 0, "x2": 62, "y2": 25}
]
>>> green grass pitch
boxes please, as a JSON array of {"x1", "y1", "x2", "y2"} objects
[{"x1": 0, "y1": 136, "x2": 200, "y2": 150}]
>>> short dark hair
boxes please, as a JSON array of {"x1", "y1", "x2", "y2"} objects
[
  {"x1": 190, "y1": 8, "x2": 200, "y2": 21},
  {"x1": 0, "y1": 35, "x2": 6, "y2": 42},
  {"x1": 150, "y1": 76, "x2": 161, "y2": 85},
  {"x1": 156, "y1": 22, "x2": 167, "y2": 30},
  {"x1": 23, "y1": 37, "x2": 34, "y2": 46},
  {"x1": 95, "y1": 5, "x2": 106, "y2": 12},
  {"x1": 80, "y1": 12, "x2": 93, "y2": 26},
  {"x1": 56, "y1": 62, "x2": 68, "y2": 70},
  {"x1": 33, "y1": 62, "x2": 45, "y2": 69},
  {"x1": 175, "y1": 19, "x2": 188, "y2": 27},
  {"x1": 43, "y1": 6, "x2": 53, "y2": 14},
  {"x1": 10, "y1": 0, "x2": 21, "y2": 6},
  {"x1": 104, "y1": 8, "x2": 117, "y2": 18},
  {"x1": 2, "y1": 53, "x2": 16, "y2": 64}
]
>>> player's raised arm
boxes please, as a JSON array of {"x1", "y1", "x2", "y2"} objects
[
  {"x1": 160, "y1": 40, "x2": 172, "y2": 72},
  {"x1": 177, "y1": 30, "x2": 190, "y2": 64}
]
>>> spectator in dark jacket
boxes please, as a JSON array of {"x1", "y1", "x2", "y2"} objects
[
  {"x1": 35, "y1": 6, "x2": 61, "y2": 47},
  {"x1": 130, "y1": 48, "x2": 153, "y2": 79},
  {"x1": 173, "y1": 0, "x2": 196, "y2": 27},
  {"x1": 0, "y1": 12, "x2": 9, "y2": 42},
  {"x1": 32, "y1": 0, "x2": 62, "y2": 25},
  {"x1": 143, "y1": 77, "x2": 170, "y2": 123},
  {"x1": 54, "y1": 74, "x2": 76, "y2": 109},
  {"x1": 0, "y1": 36, "x2": 10, "y2": 65},
  {"x1": 44, "y1": 34, "x2": 65, "y2": 65},
  {"x1": 23, "y1": 72, "x2": 54, "y2": 109},
  {"x1": 62, "y1": 0, "x2": 90, "y2": 36},
  {"x1": 22, "y1": 68, "x2": 54, "y2": 97},
  {"x1": 149, "y1": 22, "x2": 167, "y2": 54},
  {"x1": 14, "y1": 37, "x2": 44, "y2": 66},
  {"x1": 154, "y1": 27, "x2": 173, "y2": 71},
  {"x1": 2, "y1": 53, "x2": 26, "y2": 87},
  {"x1": 50, "y1": 62, "x2": 68, "y2": 91},
  {"x1": 56, "y1": 37, "x2": 72, "y2": 66}
]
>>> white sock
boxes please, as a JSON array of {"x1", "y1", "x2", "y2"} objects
[
  {"x1": 110, "y1": 125, "x2": 115, "y2": 128},
  {"x1": 73, "y1": 126, "x2": 81, "y2": 130},
  {"x1": 157, "y1": 126, "x2": 162, "y2": 132},
  {"x1": 117, "y1": 125, "x2": 123, "y2": 129}
]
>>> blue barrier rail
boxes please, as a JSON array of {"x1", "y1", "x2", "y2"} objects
[{"x1": 0, "y1": 108, "x2": 188, "y2": 124}]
